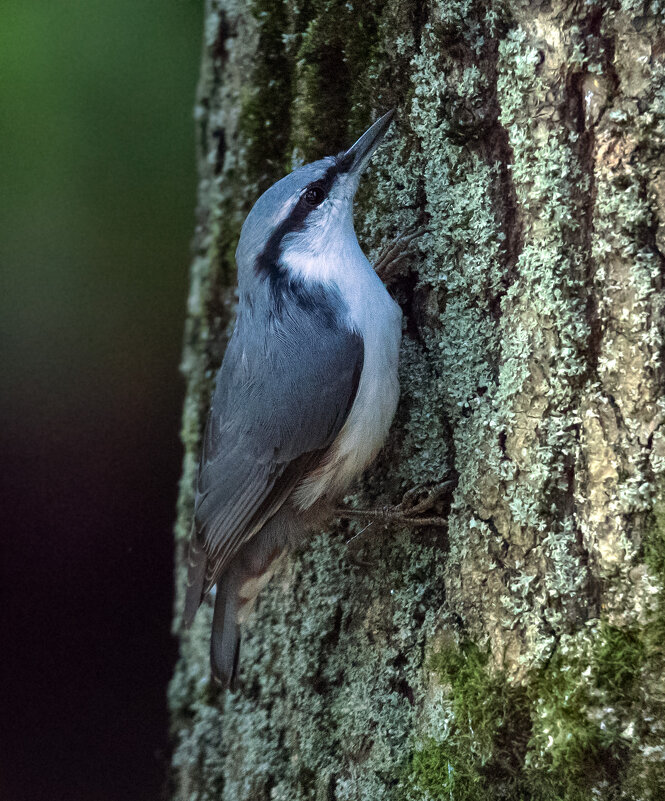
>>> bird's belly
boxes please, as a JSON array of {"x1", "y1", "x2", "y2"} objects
[{"x1": 327, "y1": 366, "x2": 399, "y2": 487}]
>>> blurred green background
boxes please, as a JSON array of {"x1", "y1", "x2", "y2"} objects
[
  {"x1": 0, "y1": 1, "x2": 203, "y2": 799},
  {"x1": 1, "y1": 0, "x2": 200, "y2": 420}
]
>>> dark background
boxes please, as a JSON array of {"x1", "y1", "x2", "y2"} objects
[{"x1": 0, "y1": 1, "x2": 202, "y2": 799}]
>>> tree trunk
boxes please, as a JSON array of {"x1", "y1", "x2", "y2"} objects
[{"x1": 169, "y1": 1, "x2": 665, "y2": 798}]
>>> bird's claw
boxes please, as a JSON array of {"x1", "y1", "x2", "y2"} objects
[
  {"x1": 373, "y1": 226, "x2": 429, "y2": 284},
  {"x1": 335, "y1": 478, "x2": 455, "y2": 542}
]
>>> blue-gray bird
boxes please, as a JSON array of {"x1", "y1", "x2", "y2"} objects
[{"x1": 183, "y1": 111, "x2": 402, "y2": 689}]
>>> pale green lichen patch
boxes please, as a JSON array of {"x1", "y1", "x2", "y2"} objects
[
  {"x1": 389, "y1": 1, "x2": 510, "y2": 538},
  {"x1": 432, "y1": 16, "x2": 596, "y2": 663},
  {"x1": 392, "y1": 337, "x2": 453, "y2": 490},
  {"x1": 576, "y1": 3, "x2": 665, "y2": 616},
  {"x1": 172, "y1": 532, "x2": 447, "y2": 800}
]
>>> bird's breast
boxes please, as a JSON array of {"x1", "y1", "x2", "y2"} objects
[{"x1": 294, "y1": 277, "x2": 402, "y2": 509}]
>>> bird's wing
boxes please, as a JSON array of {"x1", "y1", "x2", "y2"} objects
[{"x1": 190, "y1": 306, "x2": 364, "y2": 598}]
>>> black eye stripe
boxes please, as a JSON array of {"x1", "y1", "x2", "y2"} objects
[{"x1": 254, "y1": 158, "x2": 344, "y2": 279}]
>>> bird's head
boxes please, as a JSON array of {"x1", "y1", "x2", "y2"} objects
[{"x1": 236, "y1": 111, "x2": 394, "y2": 286}]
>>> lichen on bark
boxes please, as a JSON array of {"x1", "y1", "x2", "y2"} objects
[{"x1": 170, "y1": 1, "x2": 665, "y2": 799}]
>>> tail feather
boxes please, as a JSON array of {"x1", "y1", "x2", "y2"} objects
[
  {"x1": 210, "y1": 575, "x2": 241, "y2": 690},
  {"x1": 183, "y1": 532, "x2": 207, "y2": 629}
]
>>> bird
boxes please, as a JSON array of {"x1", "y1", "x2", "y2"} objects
[{"x1": 183, "y1": 110, "x2": 403, "y2": 689}]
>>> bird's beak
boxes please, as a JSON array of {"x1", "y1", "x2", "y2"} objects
[{"x1": 341, "y1": 109, "x2": 394, "y2": 180}]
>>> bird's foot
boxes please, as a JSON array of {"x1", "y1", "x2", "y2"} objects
[
  {"x1": 335, "y1": 479, "x2": 454, "y2": 542},
  {"x1": 373, "y1": 226, "x2": 429, "y2": 285}
]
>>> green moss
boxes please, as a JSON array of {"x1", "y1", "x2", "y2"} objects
[
  {"x1": 404, "y1": 621, "x2": 664, "y2": 801},
  {"x1": 431, "y1": 643, "x2": 528, "y2": 766},
  {"x1": 408, "y1": 738, "x2": 487, "y2": 801},
  {"x1": 594, "y1": 623, "x2": 645, "y2": 697},
  {"x1": 526, "y1": 626, "x2": 636, "y2": 797},
  {"x1": 239, "y1": 0, "x2": 293, "y2": 191},
  {"x1": 239, "y1": 0, "x2": 399, "y2": 180},
  {"x1": 214, "y1": 197, "x2": 242, "y2": 287},
  {"x1": 644, "y1": 489, "x2": 665, "y2": 584},
  {"x1": 620, "y1": 490, "x2": 665, "y2": 798},
  {"x1": 405, "y1": 641, "x2": 529, "y2": 801},
  {"x1": 289, "y1": 0, "x2": 392, "y2": 161}
]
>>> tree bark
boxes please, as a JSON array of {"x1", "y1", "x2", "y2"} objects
[{"x1": 169, "y1": 1, "x2": 665, "y2": 798}]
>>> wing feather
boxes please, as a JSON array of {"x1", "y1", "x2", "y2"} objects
[{"x1": 191, "y1": 296, "x2": 363, "y2": 595}]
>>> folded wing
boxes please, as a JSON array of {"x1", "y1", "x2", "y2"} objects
[{"x1": 183, "y1": 299, "x2": 363, "y2": 624}]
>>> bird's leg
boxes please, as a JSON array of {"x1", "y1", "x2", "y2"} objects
[
  {"x1": 373, "y1": 227, "x2": 429, "y2": 285},
  {"x1": 335, "y1": 479, "x2": 454, "y2": 533}
]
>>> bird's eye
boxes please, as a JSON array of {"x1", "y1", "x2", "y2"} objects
[{"x1": 303, "y1": 186, "x2": 326, "y2": 206}]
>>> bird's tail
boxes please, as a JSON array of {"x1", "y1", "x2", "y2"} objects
[
  {"x1": 182, "y1": 529, "x2": 207, "y2": 629},
  {"x1": 210, "y1": 574, "x2": 241, "y2": 690}
]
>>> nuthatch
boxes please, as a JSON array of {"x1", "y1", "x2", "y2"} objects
[{"x1": 183, "y1": 111, "x2": 401, "y2": 688}]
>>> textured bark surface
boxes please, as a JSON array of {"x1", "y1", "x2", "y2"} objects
[{"x1": 169, "y1": 1, "x2": 665, "y2": 798}]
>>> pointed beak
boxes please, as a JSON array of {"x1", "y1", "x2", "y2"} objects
[{"x1": 340, "y1": 109, "x2": 394, "y2": 179}]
